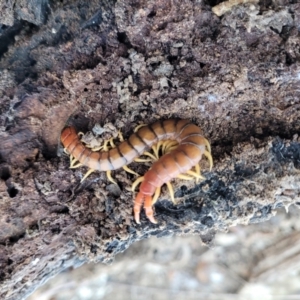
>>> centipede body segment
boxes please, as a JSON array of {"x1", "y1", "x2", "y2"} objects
[{"x1": 61, "y1": 119, "x2": 213, "y2": 224}]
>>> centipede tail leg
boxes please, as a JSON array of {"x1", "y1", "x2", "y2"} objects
[
  {"x1": 134, "y1": 192, "x2": 145, "y2": 224},
  {"x1": 144, "y1": 195, "x2": 157, "y2": 224}
]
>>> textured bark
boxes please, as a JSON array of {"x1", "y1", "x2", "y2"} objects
[{"x1": 0, "y1": 0, "x2": 300, "y2": 299}]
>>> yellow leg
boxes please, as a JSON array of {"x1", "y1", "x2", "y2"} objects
[
  {"x1": 118, "y1": 130, "x2": 124, "y2": 142},
  {"x1": 152, "y1": 141, "x2": 163, "y2": 159},
  {"x1": 204, "y1": 150, "x2": 213, "y2": 171},
  {"x1": 109, "y1": 137, "x2": 115, "y2": 148},
  {"x1": 65, "y1": 148, "x2": 84, "y2": 169},
  {"x1": 123, "y1": 165, "x2": 139, "y2": 176},
  {"x1": 166, "y1": 181, "x2": 175, "y2": 204},
  {"x1": 70, "y1": 162, "x2": 83, "y2": 168},
  {"x1": 81, "y1": 169, "x2": 95, "y2": 182},
  {"x1": 152, "y1": 186, "x2": 161, "y2": 205},
  {"x1": 134, "y1": 124, "x2": 147, "y2": 132},
  {"x1": 144, "y1": 195, "x2": 157, "y2": 224},
  {"x1": 194, "y1": 164, "x2": 201, "y2": 183},
  {"x1": 204, "y1": 138, "x2": 211, "y2": 153},
  {"x1": 165, "y1": 145, "x2": 177, "y2": 154},
  {"x1": 186, "y1": 170, "x2": 205, "y2": 180},
  {"x1": 91, "y1": 145, "x2": 104, "y2": 152},
  {"x1": 132, "y1": 176, "x2": 145, "y2": 191},
  {"x1": 177, "y1": 174, "x2": 193, "y2": 180},
  {"x1": 164, "y1": 141, "x2": 178, "y2": 154},
  {"x1": 143, "y1": 151, "x2": 158, "y2": 161},
  {"x1": 70, "y1": 155, "x2": 83, "y2": 168},
  {"x1": 102, "y1": 140, "x2": 110, "y2": 152},
  {"x1": 69, "y1": 154, "x2": 75, "y2": 165},
  {"x1": 162, "y1": 141, "x2": 170, "y2": 154},
  {"x1": 134, "y1": 157, "x2": 152, "y2": 163},
  {"x1": 106, "y1": 170, "x2": 117, "y2": 185}
]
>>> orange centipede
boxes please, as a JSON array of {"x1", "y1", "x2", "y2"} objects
[{"x1": 61, "y1": 119, "x2": 213, "y2": 224}]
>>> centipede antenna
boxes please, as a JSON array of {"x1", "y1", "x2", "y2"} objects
[
  {"x1": 143, "y1": 151, "x2": 157, "y2": 161},
  {"x1": 166, "y1": 182, "x2": 175, "y2": 204},
  {"x1": 152, "y1": 186, "x2": 161, "y2": 205},
  {"x1": 106, "y1": 170, "x2": 117, "y2": 185},
  {"x1": 186, "y1": 170, "x2": 205, "y2": 180},
  {"x1": 204, "y1": 150, "x2": 213, "y2": 171},
  {"x1": 133, "y1": 192, "x2": 144, "y2": 224},
  {"x1": 132, "y1": 176, "x2": 145, "y2": 191},
  {"x1": 177, "y1": 174, "x2": 193, "y2": 181},
  {"x1": 134, "y1": 124, "x2": 147, "y2": 132},
  {"x1": 81, "y1": 169, "x2": 95, "y2": 182},
  {"x1": 123, "y1": 165, "x2": 139, "y2": 176},
  {"x1": 204, "y1": 138, "x2": 211, "y2": 153}
]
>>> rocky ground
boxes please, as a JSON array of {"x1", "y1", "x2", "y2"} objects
[
  {"x1": 0, "y1": 0, "x2": 300, "y2": 299},
  {"x1": 29, "y1": 208, "x2": 300, "y2": 300}
]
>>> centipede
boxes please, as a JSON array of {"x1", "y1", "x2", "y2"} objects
[{"x1": 61, "y1": 119, "x2": 213, "y2": 224}]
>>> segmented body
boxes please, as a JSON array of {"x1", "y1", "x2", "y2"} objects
[{"x1": 61, "y1": 119, "x2": 212, "y2": 224}]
